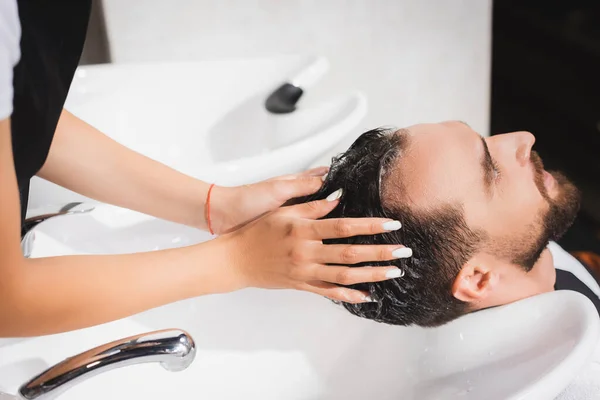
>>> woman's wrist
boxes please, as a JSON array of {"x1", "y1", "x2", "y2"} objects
[
  {"x1": 180, "y1": 181, "x2": 233, "y2": 234},
  {"x1": 191, "y1": 233, "x2": 247, "y2": 294},
  {"x1": 203, "y1": 185, "x2": 236, "y2": 234}
]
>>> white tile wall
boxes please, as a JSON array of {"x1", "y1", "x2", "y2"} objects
[{"x1": 102, "y1": 0, "x2": 491, "y2": 143}]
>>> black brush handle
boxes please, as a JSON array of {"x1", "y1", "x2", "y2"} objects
[{"x1": 265, "y1": 83, "x2": 304, "y2": 114}]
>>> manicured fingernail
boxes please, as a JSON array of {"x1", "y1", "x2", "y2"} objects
[
  {"x1": 326, "y1": 188, "x2": 343, "y2": 202},
  {"x1": 392, "y1": 247, "x2": 413, "y2": 258},
  {"x1": 321, "y1": 173, "x2": 328, "y2": 182},
  {"x1": 382, "y1": 220, "x2": 402, "y2": 231},
  {"x1": 385, "y1": 268, "x2": 405, "y2": 278},
  {"x1": 364, "y1": 295, "x2": 377, "y2": 302}
]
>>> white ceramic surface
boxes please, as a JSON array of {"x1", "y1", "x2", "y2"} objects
[
  {"x1": 27, "y1": 58, "x2": 366, "y2": 210},
  {"x1": 3, "y1": 205, "x2": 598, "y2": 400}
]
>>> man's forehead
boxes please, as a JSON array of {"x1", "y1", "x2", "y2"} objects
[{"x1": 386, "y1": 122, "x2": 481, "y2": 209}]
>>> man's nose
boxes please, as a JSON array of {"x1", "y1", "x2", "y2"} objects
[{"x1": 510, "y1": 131, "x2": 536, "y2": 166}]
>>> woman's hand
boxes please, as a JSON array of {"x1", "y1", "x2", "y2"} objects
[
  {"x1": 208, "y1": 167, "x2": 329, "y2": 234},
  {"x1": 216, "y1": 189, "x2": 411, "y2": 303}
]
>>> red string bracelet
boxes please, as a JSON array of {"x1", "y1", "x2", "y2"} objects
[{"x1": 205, "y1": 183, "x2": 216, "y2": 235}]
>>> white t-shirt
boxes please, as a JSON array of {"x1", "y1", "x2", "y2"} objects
[{"x1": 0, "y1": 0, "x2": 21, "y2": 120}]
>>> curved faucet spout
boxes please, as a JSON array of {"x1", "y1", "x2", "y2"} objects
[{"x1": 18, "y1": 329, "x2": 195, "y2": 400}]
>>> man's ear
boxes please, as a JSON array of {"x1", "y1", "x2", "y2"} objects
[{"x1": 452, "y1": 260, "x2": 499, "y2": 303}]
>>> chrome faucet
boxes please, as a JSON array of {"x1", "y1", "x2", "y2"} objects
[
  {"x1": 11, "y1": 329, "x2": 195, "y2": 400},
  {"x1": 21, "y1": 202, "x2": 96, "y2": 258}
]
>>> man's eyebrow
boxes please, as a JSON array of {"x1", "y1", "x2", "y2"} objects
[{"x1": 479, "y1": 136, "x2": 495, "y2": 197}]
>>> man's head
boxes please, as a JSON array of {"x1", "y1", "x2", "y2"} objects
[{"x1": 301, "y1": 121, "x2": 580, "y2": 327}]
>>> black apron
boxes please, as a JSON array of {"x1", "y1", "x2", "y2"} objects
[
  {"x1": 555, "y1": 269, "x2": 600, "y2": 316},
  {"x1": 11, "y1": 0, "x2": 92, "y2": 224}
]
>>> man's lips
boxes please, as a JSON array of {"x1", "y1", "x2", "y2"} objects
[
  {"x1": 529, "y1": 150, "x2": 552, "y2": 199},
  {"x1": 543, "y1": 170, "x2": 555, "y2": 192}
]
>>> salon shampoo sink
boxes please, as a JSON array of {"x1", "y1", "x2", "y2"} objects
[
  {"x1": 27, "y1": 57, "x2": 366, "y2": 210},
  {"x1": 5, "y1": 204, "x2": 599, "y2": 400}
]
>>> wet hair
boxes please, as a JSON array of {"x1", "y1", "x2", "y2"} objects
[{"x1": 297, "y1": 128, "x2": 484, "y2": 327}]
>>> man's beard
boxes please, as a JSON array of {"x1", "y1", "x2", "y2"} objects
[{"x1": 511, "y1": 151, "x2": 581, "y2": 271}]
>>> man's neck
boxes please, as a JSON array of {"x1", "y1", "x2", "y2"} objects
[
  {"x1": 532, "y1": 246, "x2": 556, "y2": 294},
  {"x1": 473, "y1": 246, "x2": 556, "y2": 312}
]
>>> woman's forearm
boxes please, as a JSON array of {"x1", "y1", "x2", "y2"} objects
[
  {"x1": 38, "y1": 110, "x2": 210, "y2": 229},
  {"x1": 0, "y1": 239, "x2": 236, "y2": 337},
  {"x1": 1, "y1": 119, "x2": 238, "y2": 337}
]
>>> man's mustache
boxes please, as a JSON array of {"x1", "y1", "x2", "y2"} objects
[{"x1": 530, "y1": 150, "x2": 550, "y2": 200}]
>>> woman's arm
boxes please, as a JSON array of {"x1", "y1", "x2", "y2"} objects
[
  {"x1": 38, "y1": 110, "x2": 328, "y2": 233},
  {"x1": 38, "y1": 110, "x2": 212, "y2": 229},
  {"x1": 2, "y1": 118, "x2": 407, "y2": 337},
  {"x1": 1, "y1": 119, "x2": 232, "y2": 335}
]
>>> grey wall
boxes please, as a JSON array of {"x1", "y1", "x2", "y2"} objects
[{"x1": 80, "y1": 0, "x2": 111, "y2": 65}]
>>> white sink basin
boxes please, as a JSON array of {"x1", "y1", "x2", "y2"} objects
[
  {"x1": 4, "y1": 205, "x2": 599, "y2": 400},
  {"x1": 27, "y1": 57, "x2": 366, "y2": 210}
]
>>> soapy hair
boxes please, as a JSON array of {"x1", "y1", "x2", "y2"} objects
[{"x1": 296, "y1": 128, "x2": 483, "y2": 327}]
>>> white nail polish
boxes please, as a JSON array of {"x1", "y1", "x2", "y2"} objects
[
  {"x1": 392, "y1": 247, "x2": 413, "y2": 258},
  {"x1": 385, "y1": 268, "x2": 405, "y2": 278},
  {"x1": 326, "y1": 189, "x2": 343, "y2": 202},
  {"x1": 364, "y1": 295, "x2": 377, "y2": 302},
  {"x1": 321, "y1": 173, "x2": 328, "y2": 182},
  {"x1": 382, "y1": 220, "x2": 402, "y2": 231}
]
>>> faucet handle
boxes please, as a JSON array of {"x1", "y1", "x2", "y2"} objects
[{"x1": 18, "y1": 329, "x2": 196, "y2": 400}]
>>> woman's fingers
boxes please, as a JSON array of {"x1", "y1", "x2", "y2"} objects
[
  {"x1": 310, "y1": 243, "x2": 412, "y2": 265},
  {"x1": 311, "y1": 265, "x2": 404, "y2": 286},
  {"x1": 289, "y1": 189, "x2": 343, "y2": 219},
  {"x1": 298, "y1": 166, "x2": 329, "y2": 177},
  {"x1": 302, "y1": 281, "x2": 374, "y2": 304},
  {"x1": 268, "y1": 166, "x2": 328, "y2": 182},
  {"x1": 309, "y1": 217, "x2": 401, "y2": 239},
  {"x1": 268, "y1": 176, "x2": 324, "y2": 202}
]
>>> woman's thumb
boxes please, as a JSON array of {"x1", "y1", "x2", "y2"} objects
[{"x1": 270, "y1": 176, "x2": 323, "y2": 204}]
